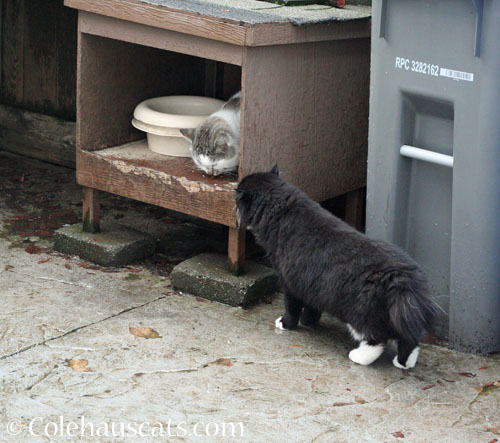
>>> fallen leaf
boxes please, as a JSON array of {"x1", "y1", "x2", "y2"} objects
[
  {"x1": 5, "y1": 265, "x2": 14, "y2": 271},
  {"x1": 129, "y1": 327, "x2": 161, "y2": 339},
  {"x1": 65, "y1": 263, "x2": 71, "y2": 269},
  {"x1": 487, "y1": 439, "x2": 498, "y2": 443},
  {"x1": 475, "y1": 382, "x2": 500, "y2": 395},
  {"x1": 458, "y1": 372, "x2": 476, "y2": 378},
  {"x1": 290, "y1": 344, "x2": 302, "y2": 347},
  {"x1": 25, "y1": 245, "x2": 42, "y2": 254},
  {"x1": 402, "y1": 370, "x2": 411, "y2": 377},
  {"x1": 392, "y1": 431, "x2": 405, "y2": 438},
  {"x1": 332, "y1": 401, "x2": 351, "y2": 407},
  {"x1": 38, "y1": 258, "x2": 51, "y2": 264},
  {"x1": 483, "y1": 426, "x2": 500, "y2": 434},
  {"x1": 195, "y1": 297, "x2": 206, "y2": 302},
  {"x1": 125, "y1": 267, "x2": 141, "y2": 273},
  {"x1": 354, "y1": 396, "x2": 367, "y2": 404},
  {"x1": 480, "y1": 366, "x2": 489, "y2": 370},
  {"x1": 214, "y1": 358, "x2": 233, "y2": 366},
  {"x1": 422, "y1": 384, "x2": 436, "y2": 390},
  {"x1": 346, "y1": 387, "x2": 351, "y2": 391},
  {"x1": 443, "y1": 378, "x2": 456, "y2": 383},
  {"x1": 305, "y1": 378, "x2": 312, "y2": 381},
  {"x1": 68, "y1": 359, "x2": 92, "y2": 372}
]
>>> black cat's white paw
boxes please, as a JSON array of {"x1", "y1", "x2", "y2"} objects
[
  {"x1": 392, "y1": 346, "x2": 420, "y2": 369},
  {"x1": 275, "y1": 316, "x2": 287, "y2": 330}
]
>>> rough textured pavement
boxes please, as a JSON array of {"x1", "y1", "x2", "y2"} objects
[{"x1": 1, "y1": 152, "x2": 499, "y2": 442}]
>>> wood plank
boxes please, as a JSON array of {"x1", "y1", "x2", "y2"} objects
[
  {"x1": 76, "y1": 141, "x2": 238, "y2": 227},
  {"x1": 246, "y1": 18, "x2": 371, "y2": 46},
  {"x1": 345, "y1": 187, "x2": 365, "y2": 231},
  {"x1": 56, "y1": 0, "x2": 78, "y2": 120},
  {"x1": 79, "y1": 11, "x2": 243, "y2": 66},
  {"x1": 0, "y1": 104, "x2": 76, "y2": 168},
  {"x1": 65, "y1": 0, "x2": 248, "y2": 46},
  {"x1": 240, "y1": 38, "x2": 370, "y2": 201},
  {"x1": 77, "y1": 31, "x2": 205, "y2": 151},
  {"x1": 82, "y1": 187, "x2": 100, "y2": 233},
  {"x1": 1, "y1": 0, "x2": 24, "y2": 105},
  {"x1": 23, "y1": 0, "x2": 58, "y2": 116},
  {"x1": 228, "y1": 227, "x2": 245, "y2": 275}
]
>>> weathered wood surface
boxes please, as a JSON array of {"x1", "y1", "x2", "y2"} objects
[
  {"x1": 0, "y1": 0, "x2": 77, "y2": 120},
  {"x1": 345, "y1": 187, "x2": 366, "y2": 231},
  {"x1": 76, "y1": 141, "x2": 239, "y2": 227},
  {"x1": 77, "y1": 33, "x2": 206, "y2": 152},
  {"x1": 66, "y1": 0, "x2": 248, "y2": 46},
  {"x1": 240, "y1": 38, "x2": 370, "y2": 202},
  {"x1": 82, "y1": 187, "x2": 100, "y2": 233},
  {"x1": 79, "y1": 11, "x2": 243, "y2": 66},
  {"x1": 228, "y1": 227, "x2": 246, "y2": 276},
  {"x1": 0, "y1": 104, "x2": 76, "y2": 168},
  {"x1": 65, "y1": 0, "x2": 370, "y2": 47}
]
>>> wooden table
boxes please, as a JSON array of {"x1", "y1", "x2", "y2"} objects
[{"x1": 65, "y1": 0, "x2": 371, "y2": 274}]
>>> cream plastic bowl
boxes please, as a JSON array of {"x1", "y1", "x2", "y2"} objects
[{"x1": 132, "y1": 96, "x2": 224, "y2": 157}]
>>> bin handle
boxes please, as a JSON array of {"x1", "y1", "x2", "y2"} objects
[
  {"x1": 472, "y1": 0, "x2": 483, "y2": 57},
  {"x1": 400, "y1": 145, "x2": 453, "y2": 168}
]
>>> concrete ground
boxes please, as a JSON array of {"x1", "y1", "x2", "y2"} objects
[{"x1": 0, "y1": 152, "x2": 499, "y2": 443}]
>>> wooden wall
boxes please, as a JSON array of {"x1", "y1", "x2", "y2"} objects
[{"x1": 0, "y1": 0, "x2": 77, "y2": 121}]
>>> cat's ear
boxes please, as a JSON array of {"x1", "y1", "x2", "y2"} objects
[
  {"x1": 270, "y1": 164, "x2": 280, "y2": 176},
  {"x1": 180, "y1": 128, "x2": 195, "y2": 141}
]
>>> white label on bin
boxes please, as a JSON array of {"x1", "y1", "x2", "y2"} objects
[{"x1": 439, "y1": 68, "x2": 474, "y2": 82}]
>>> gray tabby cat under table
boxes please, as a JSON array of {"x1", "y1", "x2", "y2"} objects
[{"x1": 180, "y1": 91, "x2": 241, "y2": 177}]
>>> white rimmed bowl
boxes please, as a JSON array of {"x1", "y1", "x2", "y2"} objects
[{"x1": 132, "y1": 96, "x2": 224, "y2": 157}]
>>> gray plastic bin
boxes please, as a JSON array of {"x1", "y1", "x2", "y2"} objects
[{"x1": 366, "y1": 0, "x2": 500, "y2": 354}]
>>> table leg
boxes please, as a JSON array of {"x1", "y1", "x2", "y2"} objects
[
  {"x1": 82, "y1": 187, "x2": 100, "y2": 233},
  {"x1": 345, "y1": 187, "x2": 365, "y2": 232},
  {"x1": 228, "y1": 227, "x2": 245, "y2": 276}
]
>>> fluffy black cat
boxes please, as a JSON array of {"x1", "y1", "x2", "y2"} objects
[{"x1": 235, "y1": 166, "x2": 437, "y2": 369}]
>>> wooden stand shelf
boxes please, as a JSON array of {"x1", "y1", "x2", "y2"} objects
[
  {"x1": 77, "y1": 140, "x2": 238, "y2": 227},
  {"x1": 66, "y1": 0, "x2": 371, "y2": 274}
]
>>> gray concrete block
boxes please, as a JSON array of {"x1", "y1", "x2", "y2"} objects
[
  {"x1": 53, "y1": 222, "x2": 156, "y2": 266},
  {"x1": 171, "y1": 253, "x2": 278, "y2": 307}
]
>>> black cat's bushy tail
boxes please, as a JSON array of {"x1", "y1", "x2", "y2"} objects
[{"x1": 388, "y1": 280, "x2": 438, "y2": 344}]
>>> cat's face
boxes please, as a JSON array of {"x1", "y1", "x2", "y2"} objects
[
  {"x1": 181, "y1": 117, "x2": 238, "y2": 176},
  {"x1": 235, "y1": 165, "x2": 280, "y2": 229}
]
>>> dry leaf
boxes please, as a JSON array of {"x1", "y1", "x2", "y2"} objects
[
  {"x1": 458, "y1": 372, "x2": 476, "y2": 378},
  {"x1": 214, "y1": 358, "x2": 233, "y2": 367},
  {"x1": 487, "y1": 439, "x2": 498, "y2": 443},
  {"x1": 290, "y1": 344, "x2": 302, "y2": 347},
  {"x1": 129, "y1": 327, "x2": 161, "y2": 339},
  {"x1": 483, "y1": 426, "x2": 500, "y2": 434},
  {"x1": 354, "y1": 396, "x2": 367, "y2": 404},
  {"x1": 476, "y1": 382, "x2": 500, "y2": 395},
  {"x1": 5, "y1": 265, "x2": 14, "y2": 271},
  {"x1": 25, "y1": 245, "x2": 42, "y2": 254},
  {"x1": 65, "y1": 263, "x2": 71, "y2": 269},
  {"x1": 38, "y1": 258, "x2": 51, "y2": 264},
  {"x1": 392, "y1": 431, "x2": 405, "y2": 438},
  {"x1": 125, "y1": 267, "x2": 141, "y2": 273},
  {"x1": 422, "y1": 384, "x2": 436, "y2": 390},
  {"x1": 480, "y1": 366, "x2": 489, "y2": 370},
  {"x1": 195, "y1": 297, "x2": 206, "y2": 302},
  {"x1": 68, "y1": 359, "x2": 92, "y2": 372}
]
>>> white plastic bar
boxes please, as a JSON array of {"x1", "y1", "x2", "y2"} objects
[{"x1": 400, "y1": 145, "x2": 454, "y2": 168}]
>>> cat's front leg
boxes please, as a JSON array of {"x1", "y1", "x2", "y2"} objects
[{"x1": 275, "y1": 293, "x2": 303, "y2": 330}]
